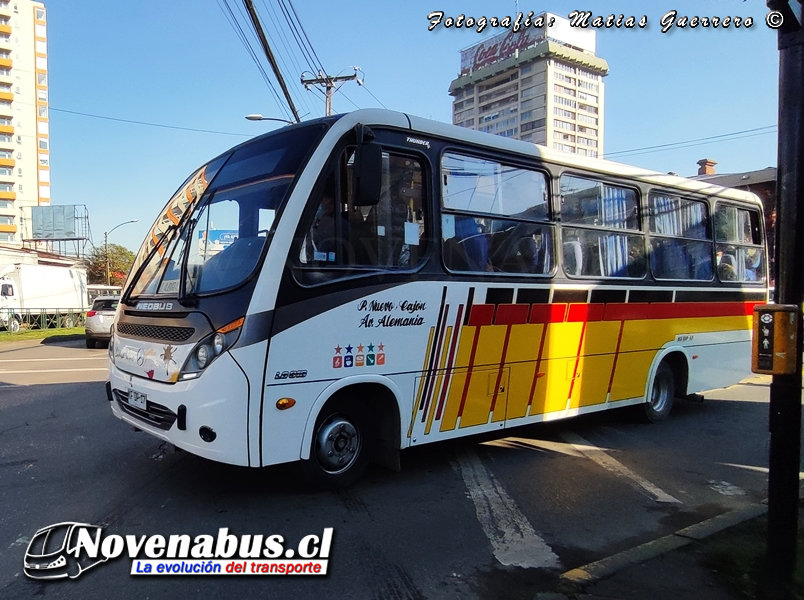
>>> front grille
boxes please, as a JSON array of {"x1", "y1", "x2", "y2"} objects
[
  {"x1": 116, "y1": 322, "x2": 194, "y2": 342},
  {"x1": 114, "y1": 389, "x2": 177, "y2": 431}
]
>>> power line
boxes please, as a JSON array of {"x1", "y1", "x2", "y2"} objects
[
  {"x1": 49, "y1": 108, "x2": 252, "y2": 137},
  {"x1": 284, "y1": 0, "x2": 326, "y2": 74},
  {"x1": 361, "y1": 84, "x2": 388, "y2": 110},
  {"x1": 276, "y1": 0, "x2": 320, "y2": 75},
  {"x1": 259, "y1": 0, "x2": 314, "y2": 116},
  {"x1": 217, "y1": 0, "x2": 291, "y2": 121},
  {"x1": 603, "y1": 125, "x2": 777, "y2": 159}
]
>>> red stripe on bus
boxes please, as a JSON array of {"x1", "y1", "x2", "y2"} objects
[
  {"x1": 527, "y1": 320, "x2": 550, "y2": 410},
  {"x1": 435, "y1": 304, "x2": 464, "y2": 421},
  {"x1": 567, "y1": 322, "x2": 588, "y2": 401},
  {"x1": 490, "y1": 324, "x2": 513, "y2": 414},
  {"x1": 530, "y1": 303, "x2": 567, "y2": 323},
  {"x1": 495, "y1": 304, "x2": 530, "y2": 325},
  {"x1": 420, "y1": 305, "x2": 450, "y2": 423},
  {"x1": 457, "y1": 326, "x2": 483, "y2": 418},
  {"x1": 468, "y1": 304, "x2": 495, "y2": 326},
  {"x1": 645, "y1": 302, "x2": 754, "y2": 320},
  {"x1": 607, "y1": 320, "x2": 627, "y2": 395},
  {"x1": 603, "y1": 303, "x2": 649, "y2": 321},
  {"x1": 567, "y1": 303, "x2": 605, "y2": 322}
]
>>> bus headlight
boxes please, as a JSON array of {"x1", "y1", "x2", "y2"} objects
[
  {"x1": 213, "y1": 333, "x2": 225, "y2": 355},
  {"x1": 178, "y1": 317, "x2": 244, "y2": 381},
  {"x1": 109, "y1": 330, "x2": 115, "y2": 365},
  {"x1": 196, "y1": 345, "x2": 210, "y2": 369}
]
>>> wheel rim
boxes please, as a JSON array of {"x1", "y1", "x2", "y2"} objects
[
  {"x1": 314, "y1": 415, "x2": 360, "y2": 474},
  {"x1": 9, "y1": 319, "x2": 19, "y2": 333},
  {"x1": 650, "y1": 371, "x2": 671, "y2": 413}
]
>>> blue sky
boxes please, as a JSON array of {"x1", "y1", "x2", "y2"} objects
[{"x1": 44, "y1": 0, "x2": 779, "y2": 252}]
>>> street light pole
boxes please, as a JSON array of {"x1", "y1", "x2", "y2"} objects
[
  {"x1": 244, "y1": 114, "x2": 295, "y2": 125},
  {"x1": 104, "y1": 220, "x2": 138, "y2": 286}
]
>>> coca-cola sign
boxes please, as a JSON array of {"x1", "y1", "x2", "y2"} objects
[{"x1": 460, "y1": 28, "x2": 544, "y2": 75}]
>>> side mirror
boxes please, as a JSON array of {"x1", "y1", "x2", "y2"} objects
[{"x1": 353, "y1": 141, "x2": 382, "y2": 207}]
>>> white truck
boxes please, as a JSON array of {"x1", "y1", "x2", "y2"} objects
[{"x1": 0, "y1": 264, "x2": 88, "y2": 332}]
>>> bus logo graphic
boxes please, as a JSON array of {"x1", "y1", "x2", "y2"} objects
[
  {"x1": 24, "y1": 522, "x2": 108, "y2": 580},
  {"x1": 333, "y1": 344, "x2": 385, "y2": 368}
]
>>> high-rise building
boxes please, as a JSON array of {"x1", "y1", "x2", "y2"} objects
[
  {"x1": 0, "y1": 0, "x2": 49, "y2": 247},
  {"x1": 449, "y1": 13, "x2": 608, "y2": 156}
]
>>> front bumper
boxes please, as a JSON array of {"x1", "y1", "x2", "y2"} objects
[{"x1": 108, "y1": 351, "x2": 251, "y2": 466}]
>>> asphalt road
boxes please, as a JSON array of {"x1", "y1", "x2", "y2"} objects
[{"x1": 0, "y1": 339, "x2": 792, "y2": 599}]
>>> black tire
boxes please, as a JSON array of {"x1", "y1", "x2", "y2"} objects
[
  {"x1": 299, "y1": 399, "x2": 373, "y2": 488},
  {"x1": 642, "y1": 361, "x2": 675, "y2": 423},
  {"x1": 86, "y1": 337, "x2": 96, "y2": 349}
]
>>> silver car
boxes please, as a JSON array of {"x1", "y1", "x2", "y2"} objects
[{"x1": 84, "y1": 296, "x2": 118, "y2": 349}]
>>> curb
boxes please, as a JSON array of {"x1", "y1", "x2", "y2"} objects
[
  {"x1": 40, "y1": 334, "x2": 85, "y2": 344},
  {"x1": 559, "y1": 503, "x2": 768, "y2": 589}
]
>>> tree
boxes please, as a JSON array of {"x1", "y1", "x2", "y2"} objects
[{"x1": 84, "y1": 243, "x2": 135, "y2": 285}]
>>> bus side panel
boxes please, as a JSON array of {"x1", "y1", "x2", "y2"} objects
[
  {"x1": 504, "y1": 323, "x2": 543, "y2": 420},
  {"x1": 574, "y1": 321, "x2": 621, "y2": 408},
  {"x1": 684, "y1": 331, "x2": 752, "y2": 394},
  {"x1": 609, "y1": 351, "x2": 656, "y2": 401},
  {"x1": 535, "y1": 322, "x2": 583, "y2": 415},
  {"x1": 458, "y1": 325, "x2": 508, "y2": 428},
  {"x1": 438, "y1": 327, "x2": 476, "y2": 432}
]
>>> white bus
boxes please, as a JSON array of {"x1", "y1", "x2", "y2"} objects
[{"x1": 107, "y1": 109, "x2": 767, "y2": 486}]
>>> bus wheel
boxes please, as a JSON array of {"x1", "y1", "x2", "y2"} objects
[
  {"x1": 7, "y1": 317, "x2": 20, "y2": 333},
  {"x1": 643, "y1": 361, "x2": 675, "y2": 423},
  {"x1": 301, "y1": 402, "x2": 372, "y2": 488}
]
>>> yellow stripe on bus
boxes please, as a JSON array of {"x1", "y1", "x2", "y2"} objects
[{"x1": 407, "y1": 326, "x2": 436, "y2": 438}]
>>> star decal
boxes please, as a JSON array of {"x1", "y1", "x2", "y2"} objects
[
  {"x1": 367, "y1": 343, "x2": 375, "y2": 353},
  {"x1": 334, "y1": 345, "x2": 342, "y2": 355},
  {"x1": 345, "y1": 344, "x2": 353, "y2": 354},
  {"x1": 357, "y1": 344, "x2": 364, "y2": 354},
  {"x1": 378, "y1": 343, "x2": 385, "y2": 352}
]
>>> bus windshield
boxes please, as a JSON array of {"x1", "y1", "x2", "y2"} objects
[{"x1": 127, "y1": 124, "x2": 326, "y2": 298}]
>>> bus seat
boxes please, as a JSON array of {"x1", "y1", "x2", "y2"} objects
[{"x1": 454, "y1": 216, "x2": 489, "y2": 272}]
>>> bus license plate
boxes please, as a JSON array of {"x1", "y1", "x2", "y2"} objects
[{"x1": 129, "y1": 390, "x2": 147, "y2": 410}]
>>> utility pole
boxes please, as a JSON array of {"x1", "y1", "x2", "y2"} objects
[
  {"x1": 301, "y1": 69, "x2": 361, "y2": 116},
  {"x1": 765, "y1": 1, "x2": 804, "y2": 597},
  {"x1": 242, "y1": 0, "x2": 301, "y2": 123}
]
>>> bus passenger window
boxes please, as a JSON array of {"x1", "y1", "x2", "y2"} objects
[
  {"x1": 713, "y1": 204, "x2": 765, "y2": 283},
  {"x1": 648, "y1": 194, "x2": 713, "y2": 281},
  {"x1": 559, "y1": 174, "x2": 644, "y2": 279},
  {"x1": 441, "y1": 152, "x2": 553, "y2": 275}
]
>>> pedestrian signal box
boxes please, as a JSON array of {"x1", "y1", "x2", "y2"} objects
[{"x1": 752, "y1": 304, "x2": 799, "y2": 375}]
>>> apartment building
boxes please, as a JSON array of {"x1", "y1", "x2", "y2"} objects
[
  {"x1": 449, "y1": 13, "x2": 608, "y2": 156},
  {"x1": 0, "y1": 0, "x2": 49, "y2": 246}
]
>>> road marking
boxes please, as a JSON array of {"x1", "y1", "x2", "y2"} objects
[
  {"x1": 560, "y1": 432, "x2": 681, "y2": 504},
  {"x1": 453, "y1": 446, "x2": 560, "y2": 569},
  {"x1": 721, "y1": 462, "x2": 804, "y2": 479},
  {"x1": 0, "y1": 368, "x2": 108, "y2": 374},
  {"x1": 0, "y1": 357, "x2": 108, "y2": 363}
]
